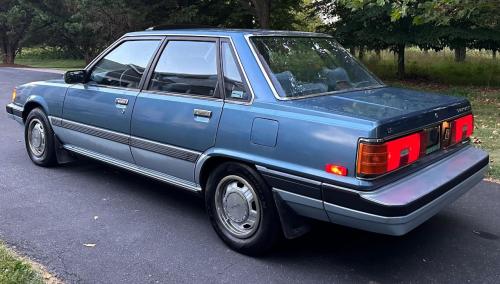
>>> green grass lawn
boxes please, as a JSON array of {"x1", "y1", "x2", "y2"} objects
[
  {"x1": 14, "y1": 58, "x2": 86, "y2": 70},
  {"x1": 15, "y1": 47, "x2": 85, "y2": 70},
  {"x1": 364, "y1": 48, "x2": 500, "y2": 87},
  {"x1": 0, "y1": 242, "x2": 43, "y2": 284}
]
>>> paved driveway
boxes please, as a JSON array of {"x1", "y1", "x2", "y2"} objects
[{"x1": 1, "y1": 67, "x2": 499, "y2": 283}]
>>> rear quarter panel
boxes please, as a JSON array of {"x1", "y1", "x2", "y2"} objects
[{"x1": 214, "y1": 101, "x2": 376, "y2": 188}]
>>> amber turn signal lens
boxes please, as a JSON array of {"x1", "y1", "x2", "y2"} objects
[
  {"x1": 11, "y1": 88, "x2": 16, "y2": 102},
  {"x1": 356, "y1": 143, "x2": 388, "y2": 177}
]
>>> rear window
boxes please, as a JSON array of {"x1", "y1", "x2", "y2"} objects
[{"x1": 250, "y1": 36, "x2": 382, "y2": 99}]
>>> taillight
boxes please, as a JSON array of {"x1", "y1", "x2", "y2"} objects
[
  {"x1": 357, "y1": 113, "x2": 473, "y2": 178},
  {"x1": 357, "y1": 133, "x2": 421, "y2": 178},
  {"x1": 452, "y1": 114, "x2": 473, "y2": 143}
]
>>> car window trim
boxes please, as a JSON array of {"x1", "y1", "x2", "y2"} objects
[
  {"x1": 84, "y1": 36, "x2": 165, "y2": 91},
  {"x1": 143, "y1": 36, "x2": 222, "y2": 99},
  {"x1": 220, "y1": 39, "x2": 252, "y2": 104}
]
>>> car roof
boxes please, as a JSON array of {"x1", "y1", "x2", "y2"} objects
[{"x1": 124, "y1": 28, "x2": 329, "y2": 38}]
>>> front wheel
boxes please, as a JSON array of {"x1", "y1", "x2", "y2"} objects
[
  {"x1": 205, "y1": 162, "x2": 281, "y2": 255},
  {"x1": 24, "y1": 108, "x2": 57, "y2": 167}
]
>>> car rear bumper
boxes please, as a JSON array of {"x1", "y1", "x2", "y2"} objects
[
  {"x1": 6, "y1": 103, "x2": 24, "y2": 124},
  {"x1": 260, "y1": 145, "x2": 489, "y2": 236}
]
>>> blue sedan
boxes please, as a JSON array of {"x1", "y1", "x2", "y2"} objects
[{"x1": 6, "y1": 28, "x2": 489, "y2": 255}]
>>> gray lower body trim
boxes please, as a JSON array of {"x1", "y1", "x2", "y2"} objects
[
  {"x1": 7, "y1": 113, "x2": 24, "y2": 125},
  {"x1": 63, "y1": 144, "x2": 201, "y2": 192},
  {"x1": 273, "y1": 165, "x2": 486, "y2": 236},
  {"x1": 323, "y1": 165, "x2": 487, "y2": 236},
  {"x1": 50, "y1": 116, "x2": 201, "y2": 163},
  {"x1": 273, "y1": 188, "x2": 329, "y2": 222}
]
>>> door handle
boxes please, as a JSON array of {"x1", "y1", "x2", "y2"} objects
[
  {"x1": 193, "y1": 109, "x2": 212, "y2": 118},
  {"x1": 115, "y1": 98, "x2": 129, "y2": 106}
]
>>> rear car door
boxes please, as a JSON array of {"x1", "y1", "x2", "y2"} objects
[
  {"x1": 60, "y1": 38, "x2": 162, "y2": 163},
  {"x1": 130, "y1": 37, "x2": 223, "y2": 183}
]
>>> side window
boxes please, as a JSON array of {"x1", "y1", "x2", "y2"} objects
[
  {"x1": 222, "y1": 42, "x2": 249, "y2": 101},
  {"x1": 89, "y1": 40, "x2": 160, "y2": 89},
  {"x1": 149, "y1": 41, "x2": 218, "y2": 97}
]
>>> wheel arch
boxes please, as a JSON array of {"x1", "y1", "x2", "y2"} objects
[
  {"x1": 196, "y1": 154, "x2": 257, "y2": 192},
  {"x1": 22, "y1": 97, "x2": 49, "y2": 122}
]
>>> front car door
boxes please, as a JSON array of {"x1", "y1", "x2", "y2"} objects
[
  {"x1": 130, "y1": 37, "x2": 223, "y2": 183},
  {"x1": 60, "y1": 38, "x2": 163, "y2": 163}
]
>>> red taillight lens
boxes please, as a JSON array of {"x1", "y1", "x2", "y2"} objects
[
  {"x1": 386, "y1": 133, "x2": 421, "y2": 171},
  {"x1": 453, "y1": 114, "x2": 473, "y2": 143}
]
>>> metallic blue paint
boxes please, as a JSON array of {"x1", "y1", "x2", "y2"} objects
[
  {"x1": 251, "y1": 118, "x2": 279, "y2": 147},
  {"x1": 61, "y1": 84, "x2": 139, "y2": 163},
  {"x1": 6, "y1": 29, "x2": 489, "y2": 237}
]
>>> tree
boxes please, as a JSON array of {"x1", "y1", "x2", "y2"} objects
[
  {"x1": 317, "y1": 0, "x2": 499, "y2": 76},
  {"x1": 0, "y1": 0, "x2": 35, "y2": 64},
  {"x1": 315, "y1": 0, "x2": 439, "y2": 79},
  {"x1": 239, "y1": 0, "x2": 271, "y2": 28}
]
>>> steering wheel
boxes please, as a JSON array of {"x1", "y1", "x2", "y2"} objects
[
  {"x1": 354, "y1": 80, "x2": 372, "y2": 88},
  {"x1": 335, "y1": 80, "x2": 353, "y2": 90},
  {"x1": 118, "y1": 64, "x2": 143, "y2": 87}
]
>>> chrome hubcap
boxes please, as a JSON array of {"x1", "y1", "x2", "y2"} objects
[
  {"x1": 28, "y1": 119, "x2": 46, "y2": 157},
  {"x1": 215, "y1": 175, "x2": 261, "y2": 238}
]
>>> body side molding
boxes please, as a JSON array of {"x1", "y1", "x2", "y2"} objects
[
  {"x1": 49, "y1": 116, "x2": 201, "y2": 163},
  {"x1": 63, "y1": 144, "x2": 202, "y2": 192}
]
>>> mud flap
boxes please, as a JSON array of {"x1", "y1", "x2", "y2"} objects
[
  {"x1": 273, "y1": 191, "x2": 311, "y2": 239},
  {"x1": 54, "y1": 134, "x2": 75, "y2": 164}
]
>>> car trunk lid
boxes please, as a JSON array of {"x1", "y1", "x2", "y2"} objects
[{"x1": 286, "y1": 86, "x2": 471, "y2": 138}]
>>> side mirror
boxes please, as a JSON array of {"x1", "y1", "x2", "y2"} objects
[{"x1": 64, "y1": 70, "x2": 87, "y2": 84}]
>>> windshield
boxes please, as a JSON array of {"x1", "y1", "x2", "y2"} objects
[{"x1": 250, "y1": 36, "x2": 383, "y2": 99}]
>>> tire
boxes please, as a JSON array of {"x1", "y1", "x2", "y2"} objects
[
  {"x1": 24, "y1": 108, "x2": 57, "y2": 167},
  {"x1": 205, "y1": 162, "x2": 281, "y2": 255}
]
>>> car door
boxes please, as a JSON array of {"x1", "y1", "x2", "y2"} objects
[
  {"x1": 60, "y1": 38, "x2": 163, "y2": 163},
  {"x1": 130, "y1": 37, "x2": 223, "y2": 183}
]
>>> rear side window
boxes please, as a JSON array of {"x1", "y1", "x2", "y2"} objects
[
  {"x1": 222, "y1": 42, "x2": 249, "y2": 101},
  {"x1": 149, "y1": 41, "x2": 218, "y2": 97},
  {"x1": 89, "y1": 40, "x2": 160, "y2": 89}
]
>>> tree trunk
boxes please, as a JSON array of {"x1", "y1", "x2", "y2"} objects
[
  {"x1": 374, "y1": 49, "x2": 381, "y2": 62},
  {"x1": 2, "y1": 45, "x2": 16, "y2": 65},
  {"x1": 358, "y1": 46, "x2": 365, "y2": 60},
  {"x1": 493, "y1": 49, "x2": 497, "y2": 59},
  {"x1": 84, "y1": 53, "x2": 94, "y2": 65},
  {"x1": 253, "y1": 0, "x2": 270, "y2": 29},
  {"x1": 454, "y1": 47, "x2": 466, "y2": 62},
  {"x1": 349, "y1": 47, "x2": 355, "y2": 55},
  {"x1": 396, "y1": 44, "x2": 405, "y2": 79}
]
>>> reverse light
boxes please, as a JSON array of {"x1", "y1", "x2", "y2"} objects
[
  {"x1": 11, "y1": 88, "x2": 16, "y2": 102},
  {"x1": 325, "y1": 164, "x2": 348, "y2": 176}
]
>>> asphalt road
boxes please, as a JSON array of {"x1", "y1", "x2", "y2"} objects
[{"x1": 1, "y1": 67, "x2": 499, "y2": 283}]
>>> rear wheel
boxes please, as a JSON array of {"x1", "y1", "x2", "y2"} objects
[
  {"x1": 205, "y1": 162, "x2": 281, "y2": 255},
  {"x1": 24, "y1": 108, "x2": 57, "y2": 167}
]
